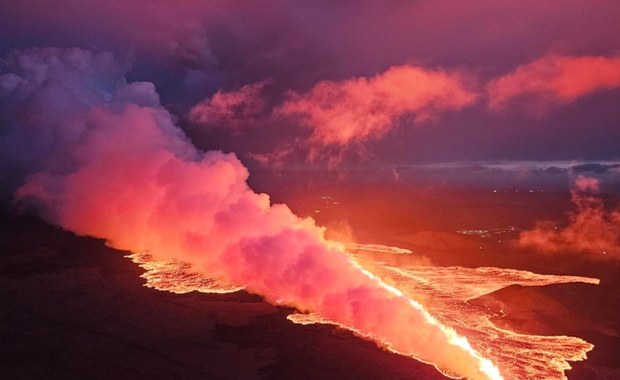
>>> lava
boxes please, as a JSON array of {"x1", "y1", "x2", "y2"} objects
[
  {"x1": 345, "y1": 242, "x2": 413, "y2": 255},
  {"x1": 128, "y1": 252, "x2": 243, "y2": 294},
  {"x1": 129, "y1": 247, "x2": 599, "y2": 380},
  {"x1": 10, "y1": 50, "x2": 502, "y2": 380}
]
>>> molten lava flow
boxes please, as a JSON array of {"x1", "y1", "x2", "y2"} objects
[
  {"x1": 292, "y1": 260, "x2": 598, "y2": 380},
  {"x1": 128, "y1": 250, "x2": 503, "y2": 380},
  {"x1": 347, "y1": 259, "x2": 503, "y2": 380},
  {"x1": 128, "y1": 252, "x2": 243, "y2": 294},
  {"x1": 130, "y1": 249, "x2": 598, "y2": 380},
  {"x1": 345, "y1": 242, "x2": 413, "y2": 254}
]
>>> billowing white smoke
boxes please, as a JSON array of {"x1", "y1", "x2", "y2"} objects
[{"x1": 2, "y1": 47, "x2": 501, "y2": 380}]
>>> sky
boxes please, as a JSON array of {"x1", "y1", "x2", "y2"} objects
[{"x1": 1, "y1": 0, "x2": 619, "y2": 186}]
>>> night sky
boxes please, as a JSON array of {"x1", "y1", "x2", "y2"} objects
[{"x1": 2, "y1": 1, "x2": 618, "y2": 180}]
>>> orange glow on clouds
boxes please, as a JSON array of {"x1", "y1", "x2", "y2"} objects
[
  {"x1": 277, "y1": 65, "x2": 477, "y2": 147},
  {"x1": 189, "y1": 82, "x2": 268, "y2": 130},
  {"x1": 129, "y1": 247, "x2": 599, "y2": 380},
  {"x1": 488, "y1": 55, "x2": 620, "y2": 110}
]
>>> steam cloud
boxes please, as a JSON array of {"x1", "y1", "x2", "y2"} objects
[
  {"x1": 190, "y1": 65, "x2": 477, "y2": 165},
  {"x1": 487, "y1": 54, "x2": 620, "y2": 111},
  {"x1": 189, "y1": 82, "x2": 268, "y2": 130},
  {"x1": 519, "y1": 176, "x2": 620, "y2": 260},
  {"x1": 188, "y1": 54, "x2": 620, "y2": 168},
  {"x1": 277, "y1": 65, "x2": 477, "y2": 147},
  {"x1": 2, "y1": 48, "x2": 500, "y2": 380}
]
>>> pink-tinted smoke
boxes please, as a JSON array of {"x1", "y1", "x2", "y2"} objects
[
  {"x1": 6, "y1": 48, "x2": 500, "y2": 380},
  {"x1": 519, "y1": 176, "x2": 620, "y2": 260},
  {"x1": 189, "y1": 82, "x2": 268, "y2": 130},
  {"x1": 189, "y1": 65, "x2": 478, "y2": 167},
  {"x1": 488, "y1": 54, "x2": 620, "y2": 111},
  {"x1": 277, "y1": 65, "x2": 477, "y2": 148}
]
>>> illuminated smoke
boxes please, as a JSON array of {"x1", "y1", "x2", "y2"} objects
[
  {"x1": 189, "y1": 82, "x2": 269, "y2": 130},
  {"x1": 278, "y1": 65, "x2": 477, "y2": 148},
  {"x1": 189, "y1": 65, "x2": 477, "y2": 166},
  {"x1": 3, "y1": 48, "x2": 501, "y2": 380},
  {"x1": 130, "y1": 251, "x2": 599, "y2": 380},
  {"x1": 519, "y1": 176, "x2": 620, "y2": 260},
  {"x1": 487, "y1": 54, "x2": 620, "y2": 111}
]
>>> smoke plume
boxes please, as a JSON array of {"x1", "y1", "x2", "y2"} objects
[
  {"x1": 519, "y1": 176, "x2": 620, "y2": 260},
  {"x1": 487, "y1": 54, "x2": 620, "y2": 111},
  {"x1": 277, "y1": 65, "x2": 477, "y2": 147},
  {"x1": 2, "y1": 48, "x2": 501, "y2": 380},
  {"x1": 189, "y1": 65, "x2": 478, "y2": 166}
]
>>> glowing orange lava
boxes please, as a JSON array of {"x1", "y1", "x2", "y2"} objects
[
  {"x1": 345, "y1": 242, "x2": 413, "y2": 254},
  {"x1": 127, "y1": 244, "x2": 599, "y2": 380},
  {"x1": 128, "y1": 252, "x2": 243, "y2": 294},
  {"x1": 326, "y1": 257, "x2": 599, "y2": 380}
]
